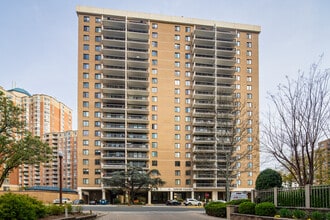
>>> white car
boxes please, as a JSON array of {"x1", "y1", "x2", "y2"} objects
[
  {"x1": 183, "y1": 198, "x2": 202, "y2": 206},
  {"x1": 53, "y1": 198, "x2": 72, "y2": 204}
]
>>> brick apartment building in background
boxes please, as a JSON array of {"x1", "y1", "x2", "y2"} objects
[
  {"x1": 316, "y1": 139, "x2": 330, "y2": 185},
  {"x1": 0, "y1": 87, "x2": 75, "y2": 190},
  {"x1": 76, "y1": 6, "x2": 261, "y2": 203}
]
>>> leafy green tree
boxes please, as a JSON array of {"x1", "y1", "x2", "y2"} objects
[
  {"x1": 103, "y1": 166, "x2": 165, "y2": 204},
  {"x1": 255, "y1": 168, "x2": 282, "y2": 190},
  {"x1": 0, "y1": 91, "x2": 52, "y2": 187}
]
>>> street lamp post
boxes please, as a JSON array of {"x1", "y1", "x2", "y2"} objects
[{"x1": 58, "y1": 151, "x2": 63, "y2": 205}]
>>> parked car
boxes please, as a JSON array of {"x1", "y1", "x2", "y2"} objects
[
  {"x1": 72, "y1": 199, "x2": 85, "y2": 205},
  {"x1": 53, "y1": 198, "x2": 72, "y2": 204},
  {"x1": 230, "y1": 192, "x2": 248, "y2": 201},
  {"x1": 99, "y1": 199, "x2": 109, "y2": 205},
  {"x1": 89, "y1": 200, "x2": 98, "y2": 205},
  {"x1": 183, "y1": 198, "x2": 202, "y2": 206},
  {"x1": 166, "y1": 199, "x2": 181, "y2": 206}
]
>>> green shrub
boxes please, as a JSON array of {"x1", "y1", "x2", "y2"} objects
[
  {"x1": 292, "y1": 209, "x2": 307, "y2": 219},
  {"x1": 46, "y1": 204, "x2": 65, "y2": 215},
  {"x1": 310, "y1": 211, "x2": 325, "y2": 220},
  {"x1": 238, "y1": 202, "x2": 256, "y2": 215},
  {"x1": 204, "y1": 202, "x2": 227, "y2": 217},
  {"x1": 0, "y1": 193, "x2": 47, "y2": 220},
  {"x1": 227, "y1": 199, "x2": 250, "y2": 205},
  {"x1": 326, "y1": 212, "x2": 330, "y2": 220},
  {"x1": 278, "y1": 208, "x2": 292, "y2": 218},
  {"x1": 255, "y1": 202, "x2": 276, "y2": 216}
]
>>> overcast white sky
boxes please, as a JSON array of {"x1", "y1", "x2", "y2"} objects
[{"x1": 1, "y1": 1, "x2": 329, "y2": 167}]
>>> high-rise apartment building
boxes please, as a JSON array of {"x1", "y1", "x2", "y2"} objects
[
  {"x1": 76, "y1": 6, "x2": 260, "y2": 203},
  {"x1": 0, "y1": 87, "x2": 73, "y2": 189},
  {"x1": 316, "y1": 139, "x2": 330, "y2": 185}
]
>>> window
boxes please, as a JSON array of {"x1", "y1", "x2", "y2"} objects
[
  {"x1": 83, "y1": 168, "x2": 89, "y2": 174},
  {"x1": 83, "y1": 73, "x2": 89, "y2": 79},
  {"x1": 175, "y1": 179, "x2": 181, "y2": 185},
  {"x1": 237, "y1": 41, "x2": 240, "y2": 46},
  {"x1": 95, "y1": 102, "x2": 101, "y2": 108},
  {"x1": 236, "y1": 67, "x2": 241, "y2": 72},
  {"x1": 185, "y1": 62, "x2": 191, "y2": 68},
  {"x1": 95, "y1": 131, "x2": 101, "y2": 136},
  {"x1": 185, "y1": 98, "x2": 191, "y2": 104},
  {"x1": 83, "y1": 178, "x2": 89, "y2": 184},
  {"x1": 247, "y1": 76, "x2": 252, "y2": 82},
  {"x1": 95, "y1": 73, "x2": 101, "y2": 79},
  {"x1": 247, "y1": 145, "x2": 253, "y2": 151},
  {"x1": 83, "y1": 149, "x2": 89, "y2": 155},
  {"x1": 152, "y1": 133, "x2": 158, "y2": 139},
  {"x1": 83, "y1": 92, "x2": 89, "y2": 98},
  {"x1": 174, "y1": 79, "x2": 180, "y2": 85},
  {"x1": 151, "y1": 69, "x2": 158, "y2": 75},
  {"x1": 174, "y1": 115, "x2": 180, "y2": 121},
  {"x1": 247, "y1": 102, "x2": 253, "y2": 108},
  {"x1": 152, "y1": 41, "x2": 158, "y2": 47},
  {"x1": 185, "y1": 36, "x2": 191, "y2": 42},
  {"x1": 236, "y1": 58, "x2": 240, "y2": 64},
  {"x1": 95, "y1": 64, "x2": 101, "y2": 70},
  {"x1": 185, "y1": 152, "x2": 191, "y2": 158},
  {"x1": 152, "y1": 114, "x2": 157, "y2": 120},
  {"x1": 174, "y1": 97, "x2": 180, "y2": 103},
  {"x1": 174, "y1": 61, "x2": 180, "y2": 67},
  {"x1": 95, "y1": 17, "x2": 101, "y2": 23},
  {"x1": 152, "y1": 59, "x2": 158, "y2": 65},
  {"x1": 151, "y1": 87, "x2": 158, "y2": 93},
  {"x1": 83, "y1": 159, "x2": 89, "y2": 165},
  {"x1": 185, "y1": 27, "x2": 191, "y2": 32},
  {"x1": 174, "y1": 52, "x2": 180, "y2": 58},
  {"x1": 83, "y1": 63, "x2": 89, "y2": 69},
  {"x1": 152, "y1": 160, "x2": 158, "y2": 166},
  {"x1": 237, "y1": 32, "x2": 240, "y2": 38},
  {"x1": 185, "y1": 134, "x2": 191, "y2": 140},
  {"x1": 175, "y1": 161, "x2": 180, "y2": 167},
  {"x1": 83, "y1": 35, "x2": 89, "y2": 41},
  {"x1": 247, "y1": 85, "x2": 252, "y2": 90},
  {"x1": 175, "y1": 170, "x2": 181, "y2": 176},
  {"x1": 175, "y1": 26, "x2": 180, "y2": 31},
  {"x1": 152, "y1": 32, "x2": 158, "y2": 38},
  {"x1": 83, "y1": 111, "x2": 89, "y2": 117},
  {"x1": 174, "y1": 125, "x2": 180, "y2": 130},
  {"x1": 185, "y1": 53, "x2": 191, "y2": 59},
  {"x1": 185, "y1": 125, "x2": 191, "y2": 131},
  {"x1": 95, "y1": 83, "x2": 101, "y2": 89},
  {"x1": 247, "y1": 128, "x2": 253, "y2": 134},
  {"x1": 185, "y1": 116, "x2": 191, "y2": 122},
  {"x1": 152, "y1": 23, "x2": 158, "y2": 29},
  {"x1": 174, "y1": 106, "x2": 180, "y2": 112},
  {"x1": 247, "y1": 93, "x2": 253, "y2": 99},
  {"x1": 152, "y1": 78, "x2": 158, "y2": 84},
  {"x1": 236, "y1": 180, "x2": 241, "y2": 186},
  {"x1": 83, "y1": 26, "x2": 90, "y2": 31},
  {"x1": 247, "y1": 33, "x2": 252, "y2": 39},
  {"x1": 247, "y1": 68, "x2": 252, "y2": 74},
  {"x1": 174, "y1": 70, "x2": 180, "y2": 76},
  {"x1": 152, "y1": 124, "x2": 158, "y2": 129},
  {"x1": 95, "y1": 169, "x2": 101, "y2": 175},
  {"x1": 185, "y1": 161, "x2": 191, "y2": 167},
  {"x1": 247, "y1": 180, "x2": 253, "y2": 185},
  {"x1": 95, "y1": 159, "x2": 100, "y2": 165},
  {"x1": 247, "y1": 59, "x2": 252, "y2": 65},
  {"x1": 152, "y1": 151, "x2": 158, "y2": 157},
  {"x1": 94, "y1": 140, "x2": 101, "y2": 146},
  {"x1": 81, "y1": 43, "x2": 92, "y2": 50},
  {"x1": 247, "y1": 136, "x2": 253, "y2": 143},
  {"x1": 83, "y1": 101, "x2": 89, "y2": 107},
  {"x1": 247, "y1": 50, "x2": 252, "y2": 56},
  {"x1": 95, "y1": 55, "x2": 101, "y2": 61},
  {"x1": 174, "y1": 88, "x2": 180, "y2": 94},
  {"x1": 83, "y1": 82, "x2": 89, "y2": 88},
  {"x1": 174, "y1": 35, "x2": 180, "y2": 40},
  {"x1": 247, "y1": 162, "x2": 253, "y2": 168},
  {"x1": 185, "y1": 81, "x2": 191, "y2": 86},
  {"x1": 95, "y1": 27, "x2": 101, "y2": 33},
  {"x1": 152, "y1": 142, "x2": 158, "y2": 148},
  {"x1": 236, "y1": 49, "x2": 240, "y2": 55},
  {"x1": 174, "y1": 143, "x2": 180, "y2": 149},
  {"x1": 83, "y1": 16, "x2": 90, "y2": 22},
  {"x1": 94, "y1": 121, "x2": 101, "y2": 127},
  {"x1": 174, "y1": 43, "x2": 180, "y2": 49},
  {"x1": 175, "y1": 152, "x2": 180, "y2": 158},
  {"x1": 247, "y1": 42, "x2": 252, "y2": 48},
  {"x1": 175, "y1": 134, "x2": 180, "y2": 140},
  {"x1": 152, "y1": 96, "x2": 158, "y2": 102},
  {"x1": 185, "y1": 45, "x2": 191, "y2": 50},
  {"x1": 95, "y1": 45, "x2": 101, "y2": 51},
  {"x1": 95, "y1": 111, "x2": 101, "y2": 117},
  {"x1": 152, "y1": 50, "x2": 158, "y2": 56},
  {"x1": 185, "y1": 71, "x2": 191, "y2": 77},
  {"x1": 152, "y1": 105, "x2": 158, "y2": 111}
]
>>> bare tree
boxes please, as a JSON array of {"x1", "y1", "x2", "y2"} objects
[{"x1": 262, "y1": 59, "x2": 330, "y2": 186}]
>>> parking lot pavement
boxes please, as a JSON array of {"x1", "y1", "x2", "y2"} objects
[{"x1": 96, "y1": 211, "x2": 226, "y2": 220}]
